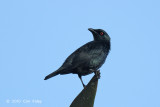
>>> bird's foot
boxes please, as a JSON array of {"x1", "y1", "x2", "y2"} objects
[
  {"x1": 83, "y1": 84, "x2": 86, "y2": 88},
  {"x1": 89, "y1": 69, "x2": 101, "y2": 79},
  {"x1": 94, "y1": 70, "x2": 101, "y2": 79}
]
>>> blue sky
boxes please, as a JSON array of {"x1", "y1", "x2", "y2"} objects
[{"x1": 0, "y1": 0, "x2": 160, "y2": 107}]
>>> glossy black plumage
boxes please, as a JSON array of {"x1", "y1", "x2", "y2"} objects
[{"x1": 44, "y1": 28, "x2": 111, "y2": 87}]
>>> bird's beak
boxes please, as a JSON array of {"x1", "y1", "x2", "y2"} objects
[
  {"x1": 88, "y1": 28, "x2": 95, "y2": 32},
  {"x1": 88, "y1": 28, "x2": 97, "y2": 34},
  {"x1": 88, "y1": 28, "x2": 98, "y2": 40}
]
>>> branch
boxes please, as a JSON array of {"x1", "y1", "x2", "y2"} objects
[{"x1": 70, "y1": 71, "x2": 100, "y2": 107}]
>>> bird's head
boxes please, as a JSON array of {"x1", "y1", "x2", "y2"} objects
[{"x1": 88, "y1": 28, "x2": 110, "y2": 41}]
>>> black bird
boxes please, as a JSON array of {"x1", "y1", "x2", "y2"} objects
[{"x1": 44, "y1": 28, "x2": 111, "y2": 87}]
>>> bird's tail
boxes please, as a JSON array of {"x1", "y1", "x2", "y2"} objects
[{"x1": 44, "y1": 70, "x2": 59, "y2": 80}]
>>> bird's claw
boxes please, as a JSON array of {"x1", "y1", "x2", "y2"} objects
[
  {"x1": 94, "y1": 70, "x2": 101, "y2": 79},
  {"x1": 83, "y1": 84, "x2": 86, "y2": 88},
  {"x1": 89, "y1": 69, "x2": 101, "y2": 79}
]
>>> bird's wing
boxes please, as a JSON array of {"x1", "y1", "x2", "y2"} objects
[{"x1": 59, "y1": 41, "x2": 104, "y2": 70}]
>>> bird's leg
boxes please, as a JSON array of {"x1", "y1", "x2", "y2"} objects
[
  {"x1": 89, "y1": 69, "x2": 101, "y2": 79},
  {"x1": 78, "y1": 74, "x2": 86, "y2": 88},
  {"x1": 94, "y1": 70, "x2": 101, "y2": 79}
]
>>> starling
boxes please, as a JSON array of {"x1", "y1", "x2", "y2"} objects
[{"x1": 44, "y1": 28, "x2": 111, "y2": 88}]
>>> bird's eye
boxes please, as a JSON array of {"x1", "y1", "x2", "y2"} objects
[{"x1": 100, "y1": 32, "x2": 104, "y2": 36}]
